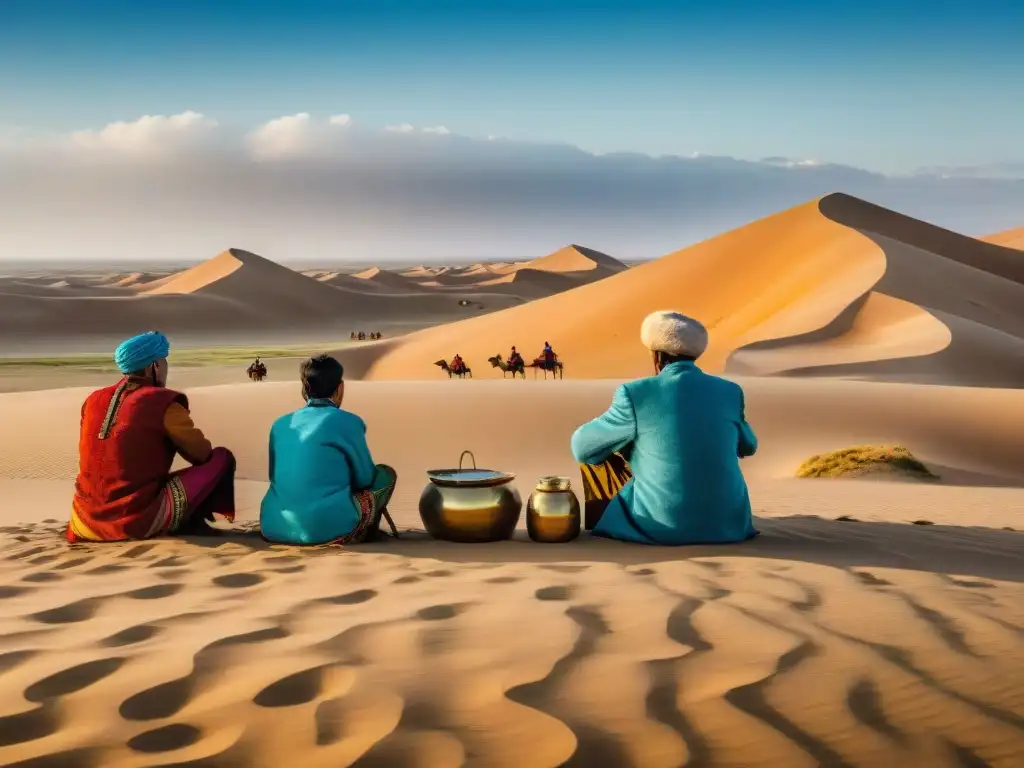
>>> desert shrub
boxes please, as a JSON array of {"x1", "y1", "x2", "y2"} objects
[{"x1": 796, "y1": 445, "x2": 938, "y2": 480}]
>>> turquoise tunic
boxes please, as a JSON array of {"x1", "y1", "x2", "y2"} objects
[
  {"x1": 570, "y1": 361, "x2": 758, "y2": 545},
  {"x1": 260, "y1": 399, "x2": 377, "y2": 545}
]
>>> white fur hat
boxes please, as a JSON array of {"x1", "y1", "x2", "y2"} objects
[{"x1": 640, "y1": 310, "x2": 708, "y2": 358}]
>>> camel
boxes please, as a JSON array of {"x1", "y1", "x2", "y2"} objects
[
  {"x1": 488, "y1": 353, "x2": 526, "y2": 379},
  {"x1": 435, "y1": 360, "x2": 472, "y2": 379},
  {"x1": 246, "y1": 362, "x2": 267, "y2": 382},
  {"x1": 529, "y1": 356, "x2": 564, "y2": 380}
]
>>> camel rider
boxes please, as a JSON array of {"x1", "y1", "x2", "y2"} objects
[
  {"x1": 509, "y1": 346, "x2": 524, "y2": 369},
  {"x1": 451, "y1": 353, "x2": 465, "y2": 373},
  {"x1": 542, "y1": 341, "x2": 557, "y2": 365}
]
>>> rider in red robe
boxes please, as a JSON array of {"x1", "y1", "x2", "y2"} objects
[{"x1": 451, "y1": 354, "x2": 465, "y2": 374}]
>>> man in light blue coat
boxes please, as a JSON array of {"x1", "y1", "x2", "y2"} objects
[
  {"x1": 261, "y1": 354, "x2": 397, "y2": 545},
  {"x1": 571, "y1": 311, "x2": 758, "y2": 545}
]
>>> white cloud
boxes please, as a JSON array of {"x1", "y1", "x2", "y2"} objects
[
  {"x1": 247, "y1": 112, "x2": 315, "y2": 159},
  {"x1": 1, "y1": 110, "x2": 1023, "y2": 264},
  {"x1": 47, "y1": 110, "x2": 219, "y2": 160}
]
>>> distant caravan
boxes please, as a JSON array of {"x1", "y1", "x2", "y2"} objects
[{"x1": 247, "y1": 360, "x2": 267, "y2": 382}]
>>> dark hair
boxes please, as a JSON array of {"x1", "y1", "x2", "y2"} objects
[
  {"x1": 300, "y1": 354, "x2": 344, "y2": 400},
  {"x1": 654, "y1": 351, "x2": 697, "y2": 369}
]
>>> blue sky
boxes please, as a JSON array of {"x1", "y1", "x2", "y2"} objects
[{"x1": 2, "y1": 0, "x2": 1022, "y2": 173}]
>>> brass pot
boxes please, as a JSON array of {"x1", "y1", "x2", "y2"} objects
[
  {"x1": 419, "y1": 451, "x2": 522, "y2": 542},
  {"x1": 526, "y1": 476, "x2": 581, "y2": 543}
]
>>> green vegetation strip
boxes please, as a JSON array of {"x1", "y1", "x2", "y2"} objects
[{"x1": 0, "y1": 344, "x2": 347, "y2": 371}]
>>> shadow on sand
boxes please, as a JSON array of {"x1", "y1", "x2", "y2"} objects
[{"x1": 49, "y1": 514, "x2": 1016, "y2": 584}]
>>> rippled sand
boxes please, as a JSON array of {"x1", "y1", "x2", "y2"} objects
[{"x1": 0, "y1": 518, "x2": 1021, "y2": 767}]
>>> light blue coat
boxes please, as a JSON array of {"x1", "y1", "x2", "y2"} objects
[
  {"x1": 571, "y1": 360, "x2": 758, "y2": 545},
  {"x1": 260, "y1": 400, "x2": 376, "y2": 545}
]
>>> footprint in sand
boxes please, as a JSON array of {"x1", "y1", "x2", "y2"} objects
[
  {"x1": 393, "y1": 574, "x2": 422, "y2": 584},
  {"x1": 52, "y1": 557, "x2": 92, "y2": 571},
  {"x1": 319, "y1": 589, "x2": 377, "y2": 606},
  {"x1": 86, "y1": 563, "x2": 130, "y2": 575},
  {"x1": 0, "y1": 650, "x2": 37, "y2": 675},
  {"x1": 102, "y1": 624, "x2": 162, "y2": 648},
  {"x1": 125, "y1": 583, "x2": 183, "y2": 600},
  {"x1": 30, "y1": 597, "x2": 103, "y2": 625},
  {"x1": 119, "y1": 544, "x2": 158, "y2": 559},
  {"x1": 21, "y1": 572, "x2": 63, "y2": 583},
  {"x1": 212, "y1": 572, "x2": 265, "y2": 589},
  {"x1": 535, "y1": 585, "x2": 574, "y2": 601},
  {"x1": 846, "y1": 677, "x2": 908, "y2": 746},
  {"x1": 121, "y1": 627, "x2": 289, "y2": 721},
  {"x1": 416, "y1": 603, "x2": 471, "y2": 621},
  {"x1": 0, "y1": 701, "x2": 60, "y2": 748},
  {"x1": 484, "y1": 575, "x2": 521, "y2": 584},
  {"x1": 254, "y1": 665, "x2": 330, "y2": 708},
  {"x1": 127, "y1": 723, "x2": 201, "y2": 753},
  {"x1": 25, "y1": 657, "x2": 125, "y2": 702},
  {"x1": 315, "y1": 698, "x2": 347, "y2": 746}
]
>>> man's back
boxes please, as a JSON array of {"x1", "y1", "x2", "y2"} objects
[
  {"x1": 261, "y1": 404, "x2": 374, "y2": 544},
  {"x1": 622, "y1": 361, "x2": 756, "y2": 544}
]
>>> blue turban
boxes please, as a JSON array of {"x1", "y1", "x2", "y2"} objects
[{"x1": 114, "y1": 331, "x2": 170, "y2": 374}]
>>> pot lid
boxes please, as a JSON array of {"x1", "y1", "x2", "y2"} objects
[
  {"x1": 426, "y1": 450, "x2": 515, "y2": 487},
  {"x1": 426, "y1": 468, "x2": 516, "y2": 488}
]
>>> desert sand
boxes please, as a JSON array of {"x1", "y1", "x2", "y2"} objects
[
  {"x1": 0, "y1": 245, "x2": 624, "y2": 354},
  {"x1": 0, "y1": 194, "x2": 1022, "y2": 766},
  {"x1": 332, "y1": 194, "x2": 1024, "y2": 386},
  {"x1": 982, "y1": 227, "x2": 1024, "y2": 250},
  {"x1": 0, "y1": 380, "x2": 1022, "y2": 766}
]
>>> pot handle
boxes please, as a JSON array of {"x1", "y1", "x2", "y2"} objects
[{"x1": 459, "y1": 450, "x2": 476, "y2": 471}]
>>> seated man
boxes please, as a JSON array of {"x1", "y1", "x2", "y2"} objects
[
  {"x1": 261, "y1": 354, "x2": 398, "y2": 545},
  {"x1": 451, "y1": 353, "x2": 465, "y2": 374},
  {"x1": 69, "y1": 331, "x2": 236, "y2": 542},
  {"x1": 571, "y1": 311, "x2": 758, "y2": 545}
]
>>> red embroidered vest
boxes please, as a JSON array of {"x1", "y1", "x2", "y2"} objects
[{"x1": 69, "y1": 381, "x2": 187, "y2": 542}]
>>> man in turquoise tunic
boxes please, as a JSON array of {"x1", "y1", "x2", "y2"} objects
[
  {"x1": 571, "y1": 311, "x2": 758, "y2": 545},
  {"x1": 261, "y1": 354, "x2": 398, "y2": 545}
]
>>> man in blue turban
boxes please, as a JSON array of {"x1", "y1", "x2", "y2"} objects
[{"x1": 68, "y1": 331, "x2": 237, "y2": 542}]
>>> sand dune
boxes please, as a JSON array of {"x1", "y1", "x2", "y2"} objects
[
  {"x1": 351, "y1": 266, "x2": 419, "y2": 291},
  {"x1": 0, "y1": 379, "x2": 1022, "y2": 766},
  {"x1": 338, "y1": 194, "x2": 1024, "y2": 386},
  {"x1": 0, "y1": 249, "x2": 524, "y2": 349},
  {"x1": 982, "y1": 227, "x2": 1024, "y2": 250},
  {"x1": 525, "y1": 244, "x2": 627, "y2": 274}
]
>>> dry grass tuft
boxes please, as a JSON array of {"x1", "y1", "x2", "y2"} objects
[{"x1": 796, "y1": 445, "x2": 939, "y2": 480}]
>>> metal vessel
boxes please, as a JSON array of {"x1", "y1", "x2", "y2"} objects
[
  {"x1": 419, "y1": 450, "x2": 522, "y2": 542},
  {"x1": 526, "y1": 476, "x2": 581, "y2": 543}
]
